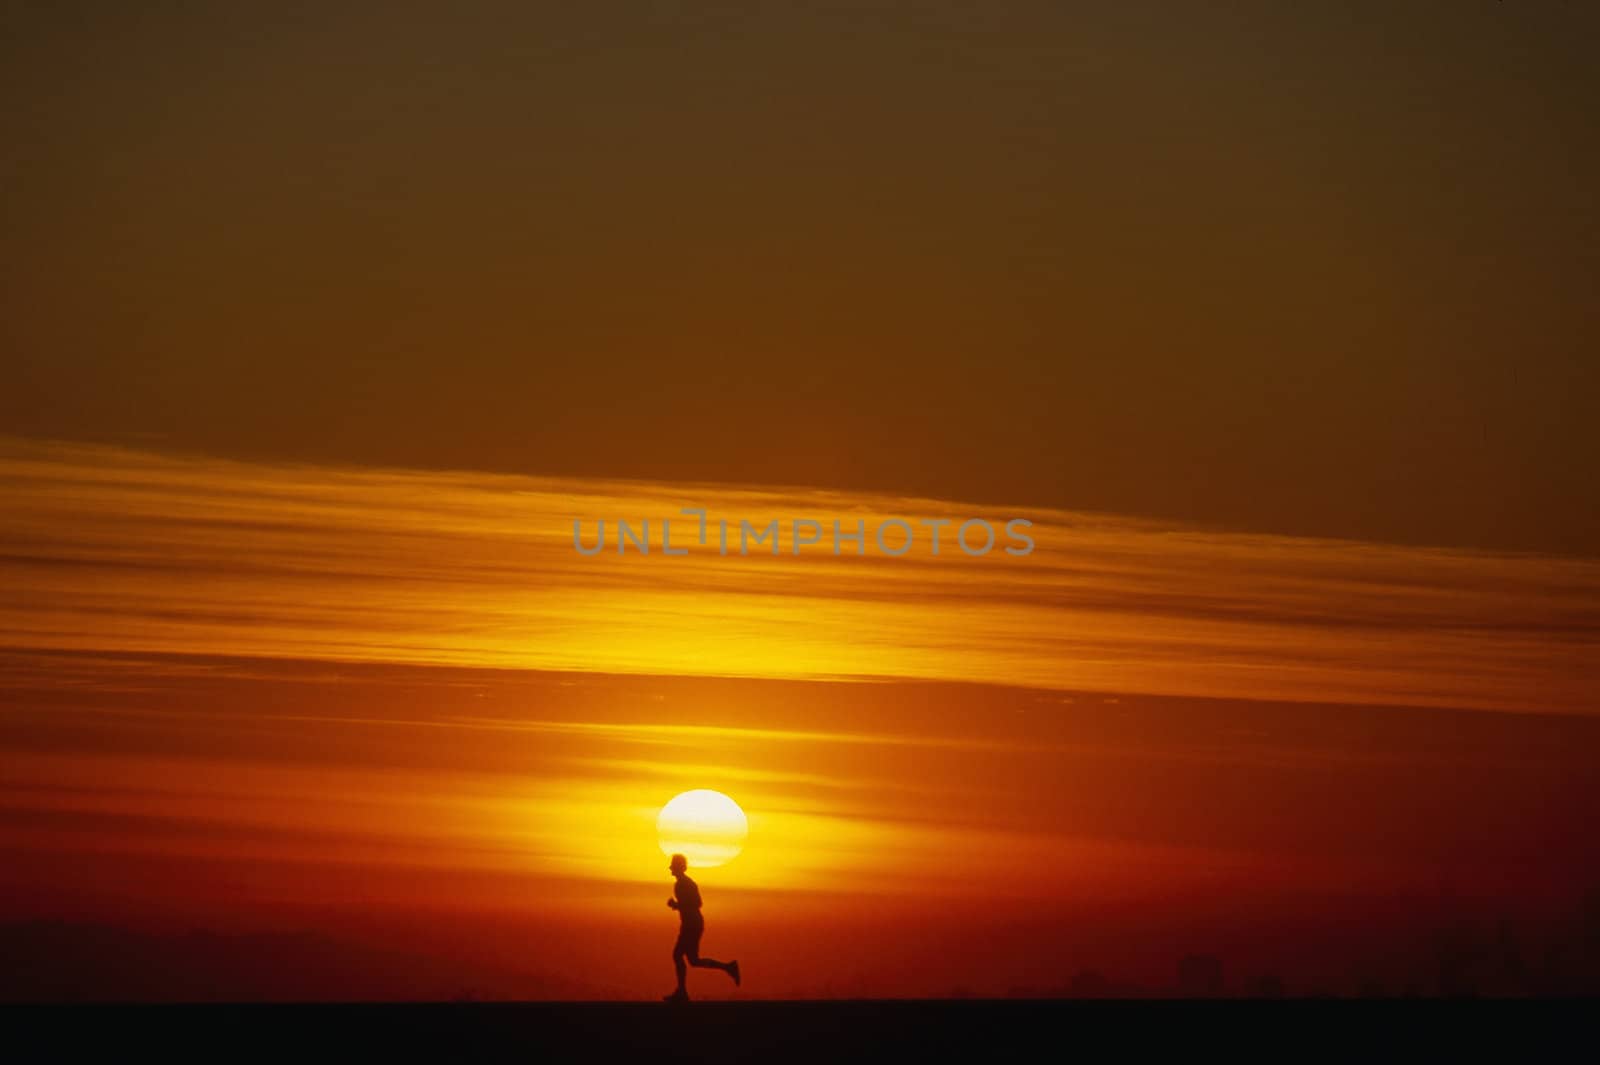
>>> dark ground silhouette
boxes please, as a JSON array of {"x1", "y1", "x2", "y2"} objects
[{"x1": 4, "y1": 1000, "x2": 1590, "y2": 1063}]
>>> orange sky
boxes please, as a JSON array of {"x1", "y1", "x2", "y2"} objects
[{"x1": 2, "y1": 439, "x2": 1597, "y2": 998}]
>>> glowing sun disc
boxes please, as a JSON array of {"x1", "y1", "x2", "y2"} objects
[{"x1": 657, "y1": 790, "x2": 748, "y2": 868}]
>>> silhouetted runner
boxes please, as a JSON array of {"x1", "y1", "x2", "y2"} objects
[{"x1": 664, "y1": 853, "x2": 740, "y2": 1002}]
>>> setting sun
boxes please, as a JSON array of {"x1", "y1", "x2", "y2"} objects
[{"x1": 657, "y1": 790, "x2": 748, "y2": 868}]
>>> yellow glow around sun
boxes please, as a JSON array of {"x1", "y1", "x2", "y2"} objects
[{"x1": 657, "y1": 789, "x2": 748, "y2": 868}]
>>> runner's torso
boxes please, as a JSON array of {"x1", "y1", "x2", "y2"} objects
[{"x1": 674, "y1": 875, "x2": 703, "y2": 923}]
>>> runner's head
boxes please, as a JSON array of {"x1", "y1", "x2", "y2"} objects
[{"x1": 669, "y1": 853, "x2": 688, "y2": 876}]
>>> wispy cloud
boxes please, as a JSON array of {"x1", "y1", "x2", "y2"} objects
[{"x1": 2, "y1": 436, "x2": 1595, "y2": 712}]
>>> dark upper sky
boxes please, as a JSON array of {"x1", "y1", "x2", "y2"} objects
[{"x1": 3, "y1": 2, "x2": 1595, "y2": 553}]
